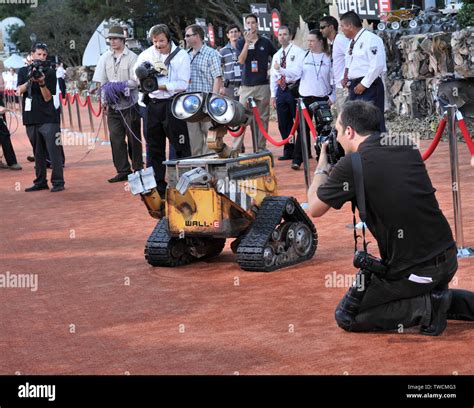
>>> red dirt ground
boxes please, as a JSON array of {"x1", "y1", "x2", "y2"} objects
[{"x1": 0, "y1": 105, "x2": 473, "y2": 375}]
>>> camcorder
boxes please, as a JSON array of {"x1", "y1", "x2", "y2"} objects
[
  {"x1": 309, "y1": 101, "x2": 345, "y2": 165},
  {"x1": 27, "y1": 60, "x2": 55, "y2": 80},
  {"x1": 135, "y1": 61, "x2": 167, "y2": 94}
]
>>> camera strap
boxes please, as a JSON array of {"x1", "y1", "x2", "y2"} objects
[
  {"x1": 164, "y1": 44, "x2": 181, "y2": 67},
  {"x1": 350, "y1": 152, "x2": 368, "y2": 253}
]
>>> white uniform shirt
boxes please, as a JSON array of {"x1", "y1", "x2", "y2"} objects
[
  {"x1": 280, "y1": 51, "x2": 336, "y2": 103},
  {"x1": 134, "y1": 42, "x2": 190, "y2": 100},
  {"x1": 269, "y1": 43, "x2": 304, "y2": 98},
  {"x1": 345, "y1": 28, "x2": 386, "y2": 89},
  {"x1": 3, "y1": 71, "x2": 18, "y2": 90},
  {"x1": 331, "y1": 33, "x2": 350, "y2": 89}
]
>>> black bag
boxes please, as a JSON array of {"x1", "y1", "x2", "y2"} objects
[{"x1": 288, "y1": 80, "x2": 300, "y2": 98}]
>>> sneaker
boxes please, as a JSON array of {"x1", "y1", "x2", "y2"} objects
[
  {"x1": 9, "y1": 163, "x2": 22, "y2": 170},
  {"x1": 108, "y1": 173, "x2": 130, "y2": 183},
  {"x1": 51, "y1": 185, "x2": 65, "y2": 192},
  {"x1": 25, "y1": 184, "x2": 49, "y2": 192},
  {"x1": 291, "y1": 163, "x2": 300, "y2": 170}
]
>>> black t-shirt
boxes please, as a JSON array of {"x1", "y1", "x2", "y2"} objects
[
  {"x1": 17, "y1": 65, "x2": 60, "y2": 125},
  {"x1": 237, "y1": 36, "x2": 276, "y2": 86},
  {"x1": 317, "y1": 133, "x2": 454, "y2": 276}
]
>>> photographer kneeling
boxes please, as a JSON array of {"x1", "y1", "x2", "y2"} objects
[
  {"x1": 18, "y1": 43, "x2": 64, "y2": 192},
  {"x1": 308, "y1": 100, "x2": 474, "y2": 335}
]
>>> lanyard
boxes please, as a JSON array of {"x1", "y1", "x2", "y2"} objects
[
  {"x1": 112, "y1": 52, "x2": 123, "y2": 79},
  {"x1": 310, "y1": 52, "x2": 324, "y2": 81}
]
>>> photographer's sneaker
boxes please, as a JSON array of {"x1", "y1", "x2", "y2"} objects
[{"x1": 9, "y1": 163, "x2": 22, "y2": 170}]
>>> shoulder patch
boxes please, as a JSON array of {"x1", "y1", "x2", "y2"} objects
[{"x1": 370, "y1": 46, "x2": 378, "y2": 55}]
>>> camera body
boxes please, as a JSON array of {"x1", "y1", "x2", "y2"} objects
[
  {"x1": 135, "y1": 61, "x2": 167, "y2": 94},
  {"x1": 310, "y1": 101, "x2": 345, "y2": 165},
  {"x1": 27, "y1": 60, "x2": 54, "y2": 80},
  {"x1": 353, "y1": 251, "x2": 387, "y2": 275}
]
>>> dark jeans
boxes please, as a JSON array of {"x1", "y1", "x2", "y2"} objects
[
  {"x1": 0, "y1": 117, "x2": 18, "y2": 165},
  {"x1": 107, "y1": 105, "x2": 143, "y2": 175},
  {"x1": 337, "y1": 245, "x2": 458, "y2": 332},
  {"x1": 146, "y1": 99, "x2": 191, "y2": 195},
  {"x1": 275, "y1": 87, "x2": 296, "y2": 159},
  {"x1": 26, "y1": 123, "x2": 64, "y2": 187},
  {"x1": 292, "y1": 95, "x2": 327, "y2": 165},
  {"x1": 348, "y1": 77, "x2": 386, "y2": 133}
]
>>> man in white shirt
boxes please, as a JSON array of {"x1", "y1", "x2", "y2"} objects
[
  {"x1": 270, "y1": 26, "x2": 304, "y2": 161},
  {"x1": 340, "y1": 11, "x2": 387, "y2": 132},
  {"x1": 319, "y1": 16, "x2": 350, "y2": 116},
  {"x1": 134, "y1": 24, "x2": 191, "y2": 198}
]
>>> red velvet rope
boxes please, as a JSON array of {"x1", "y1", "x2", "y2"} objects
[
  {"x1": 227, "y1": 126, "x2": 246, "y2": 137},
  {"x1": 67, "y1": 93, "x2": 76, "y2": 105},
  {"x1": 76, "y1": 93, "x2": 89, "y2": 107},
  {"x1": 301, "y1": 107, "x2": 318, "y2": 139},
  {"x1": 60, "y1": 93, "x2": 68, "y2": 106},
  {"x1": 88, "y1": 96, "x2": 102, "y2": 117},
  {"x1": 458, "y1": 118, "x2": 474, "y2": 157},
  {"x1": 421, "y1": 117, "x2": 446, "y2": 161},
  {"x1": 251, "y1": 105, "x2": 299, "y2": 146}
]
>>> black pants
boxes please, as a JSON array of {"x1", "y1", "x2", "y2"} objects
[
  {"x1": 275, "y1": 87, "x2": 296, "y2": 159},
  {"x1": 292, "y1": 96, "x2": 327, "y2": 165},
  {"x1": 146, "y1": 99, "x2": 191, "y2": 195},
  {"x1": 0, "y1": 116, "x2": 18, "y2": 165},
  {"x1": 107, "y1": 105, "x2": 143, "y2": 175},
  {"x1": 337, "y1": 245, "x2": 458, "y2": 332},
  {"x1": 348, "y1": 77, "x2": 386, "y2": 133},
  {"x1": 26, "y1": 123, "x2": 64, "y2": 187}
]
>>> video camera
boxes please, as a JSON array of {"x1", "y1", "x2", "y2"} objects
[
  {"x1": 309, "y1": 101, "x2": 345, "y2": 165},
  {"x1": 27, "y1": 60, "x2": 55, "y2": 80},
  {"x1": 135, "y1": 61, "x2": 168, "y2": 94}
]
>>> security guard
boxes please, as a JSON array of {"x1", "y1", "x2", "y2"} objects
[
  {"x1": 340, "y1": 11, "x2": 387, "y2": 132},
  {"x1": 270, "y1": 25, "x2": 304, "y2": 161}
]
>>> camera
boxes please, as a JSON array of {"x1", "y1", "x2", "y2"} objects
[
  {"x1": 353, "y1": 251, "x2": 387, "y2": 275},
  {"x1": 310, "y1": 101, "x2": 345, "y2": 165},
  {"x1": 27, "y1": 60, "x2": 54, "y2": 80},
  {"x1": 135, "y1": 61, "x2": 167, "y2": 94}
]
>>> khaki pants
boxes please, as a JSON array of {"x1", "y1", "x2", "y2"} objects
[
  {"x1": 232, "y1": 84, "x2": 270, "y2": 152},
  {"x1": 187, "y1": 121, "x2": 213, "y2": 156},
  {"x1": 333, "y1": 87, "x2": 348, "y2": 119}
]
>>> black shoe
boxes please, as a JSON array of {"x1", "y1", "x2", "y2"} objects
[
  {"x1": 291, "y1": 163, "x2": 300, "y2": 170},
  {"x1": 108, "y1": 173, "x2": 130, "y2": 183},
  {"x1": 25, "y1": 184, "x2": 49, "y2": 192},
  {"x1": 26, "y1": 156, "x2": 35, "y2": 162},
  {"x1": 278, "y1": 156, "x2": 293, "y2": 161},
  {"x1": 51, "y1": 185, "x2": 65, "y2": 192},
  {"x1": 420, "y1": 289, "x2": 452, "y2": 336}
]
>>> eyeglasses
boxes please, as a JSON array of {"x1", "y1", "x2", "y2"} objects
[
  {"x1": 33, "y1": 42, "x2": 48, "y2": 50},
  {"x1": 185, "y1": 33, "x2": 197, "y2": 38}
]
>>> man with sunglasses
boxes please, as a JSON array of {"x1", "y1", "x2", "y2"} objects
[{"x1": 319, "y1": 16, "x2": 350, "y2": 117}]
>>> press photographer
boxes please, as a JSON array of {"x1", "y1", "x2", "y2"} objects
[
  {"x1": 308, "y1": 100, "x2": 474, "y2": 335},
  {"x1": 17, "y1": 43, "x2": 65, "y2": 192},
  {"x1": 134, "y1": 24, "x2": 191, "y2": 198}
]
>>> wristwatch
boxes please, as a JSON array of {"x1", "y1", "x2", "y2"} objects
[{"x1": 314, "y1": 168, "x2": 330, "y2": 176}]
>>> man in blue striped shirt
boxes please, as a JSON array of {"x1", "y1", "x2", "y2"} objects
[{"x1": 219, "y1": 24, "x2": 242, "y2": 100}]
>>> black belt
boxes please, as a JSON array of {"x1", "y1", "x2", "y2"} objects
[
  {"x1": 225, "y1": 81, "x2": 241, "y2": 87},
  {"x1": 416, "y1": 245, "x2": 455, "y2": 268},
  {"x1": 349, "y1": 76, "x2": 382, "y2": 87},
  {"x1": 149, "y1": 98, "x2": 172, "y2": 104}
]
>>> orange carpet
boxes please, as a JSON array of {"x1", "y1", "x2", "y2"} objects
[{"x1": 0, "y1": 105, "x2": 473, "y2": 375}]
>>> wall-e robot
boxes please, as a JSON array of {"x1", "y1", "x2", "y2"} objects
[{"x1": 128, "y1": 92, "x2": 317, "y2": 272}]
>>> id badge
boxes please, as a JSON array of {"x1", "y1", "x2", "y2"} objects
[
  {"x1": 234, "y1": 65, "x2": 241, "y2": 77},
  {"x1": 25, "y1": 97, "x2": 32, "y2": 112},
  {"x1": 251, "y1": 60, "x2": 258, "y2": 73}
]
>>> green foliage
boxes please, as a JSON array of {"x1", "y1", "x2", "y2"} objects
[{"x1": 457, "y1": 2, "x2": 474, "y2": 28}]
